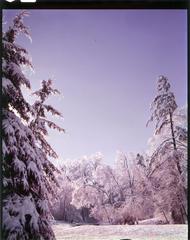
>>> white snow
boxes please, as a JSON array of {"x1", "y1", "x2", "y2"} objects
[{"x1": 52, "y1": 222, "x2": 187, "y2": 240}]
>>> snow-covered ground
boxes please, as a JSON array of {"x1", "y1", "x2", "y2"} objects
[{"x1": 52, "y1": 222, "x2": 188, "y2": 240}]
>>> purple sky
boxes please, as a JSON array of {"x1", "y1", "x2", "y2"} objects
[{"x1": 4, "y1": 10, "x2": 187, "y2": 165}]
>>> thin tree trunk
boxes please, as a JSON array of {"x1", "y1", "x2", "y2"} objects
[
  {"x1": 169, "y1": 112, "x2": 177, "y2": 150},
  {"x1": 103, "y1": 205, "x2": 111, "y2": 224},
  {"x1": 162, "y1": 211, "x2": 169, "y2": 224},
  {"x1": 81, "y1": 208, "x2": 85, "y2": 222},
  {"x1": 179, "y1": 207, "x2": 185, "y2": 224},
  {"x1": 63, "y1": 197, "x2": 66, "y2": 221},
  {"x1": 181, "y1": 203, "x2": 187, "y2": 219},
  {"x1": 124, "y1": 154, "x2": 134, "y2": 195},
  {"x1": 169, "y1": 111, "x2": 182, "y2": 175}
]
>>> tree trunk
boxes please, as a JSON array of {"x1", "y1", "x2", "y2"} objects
[
  {"x1": 169, "y1": 112, "x2": 177, "y2": 150},
  {"x1": 181, "y1": 203, "x2": 187, "y2": 219},
  {"x1": 162, "y1": 211, "x2": 169, "y2": 224},
  {"x1": 81, "y1": 208, "x2": 87, "y2": 222},
  {"x1": 63, "y1": 197, "x2": 67, "y2": 221},
  {"x1": 179, "y1": 207, "x2": 185, "y2": 224},
  {"x1": 103, "y1": 205, "x2": 111, "y2": 224},
  {"x1": 169, "y1": 111, "x2": 182, "y2": 175}
]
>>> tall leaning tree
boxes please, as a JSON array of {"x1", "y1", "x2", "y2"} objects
[
  {"x1": 2, "y1": 11, "x2": 64, "y2": 239},
  {"x1": 147, "y1": 75, "x2": 187, "y2": 223},
  {"x1": 147, "y1": 75, "x2": 182, "y2": 174}
]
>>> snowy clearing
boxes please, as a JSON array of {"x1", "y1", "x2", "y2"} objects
[{"x1": 52, "y1": 222, "x2": 188, "y2": 240}]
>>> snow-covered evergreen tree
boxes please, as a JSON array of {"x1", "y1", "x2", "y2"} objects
[
  {"x1": 30, "y1": 79, "x2": 65, "y2": 159},
  {"x1": 2, "y1": 11, "x2": 63, "y2": 239},
  {"x1": 29, "y1": 79, "x2": 65, "y2": 193}
]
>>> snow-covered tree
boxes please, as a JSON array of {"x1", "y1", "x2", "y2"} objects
[
  {"x1": 147, "y1": 76, "x2": 187, "y2": 223},
  {"x1": 147, "y1": 148, "x2": 187, "y2": 223},
  {"x1": 2, "y1": 11, "x2": 32, "y2": 120},
  {"x1": 30, "y1": 79, "x2": 65, "y2": 158},
  {"x1": 51, "y1": 153, "x2": 104, "y2": 224},
  {"x1": 51, "y1": 169, "x2": 83, "y2": 223},
  {"x1": 147, "y1": 75, "x2": 181, "y2": 173},
  {"x1": 66, "y1": 153, "x2": 116, "y2": 224},
  {"x1": 68, "y1": 152, "x2": 154, "y2": 225},
  {"x1": 2, "y1": 11, "x2": 63, "y2": 239},
  {"x1": 114, "y1": 152, "x2": 154, "y2": 223},
  {"x1": 29, "y1": 79, "x2": 65, "y2": 196},
  {"x1": 147, "y1": 106, "x2": 187, "y2": 156}
]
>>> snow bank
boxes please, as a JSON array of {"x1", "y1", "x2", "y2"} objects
[{"x1": 52, "y1": 222, "x2": 187, "y2": 240}]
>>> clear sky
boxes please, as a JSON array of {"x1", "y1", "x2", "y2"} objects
[{"x1": 3, "y1": 10, "x2": 187, "y2": 165}]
